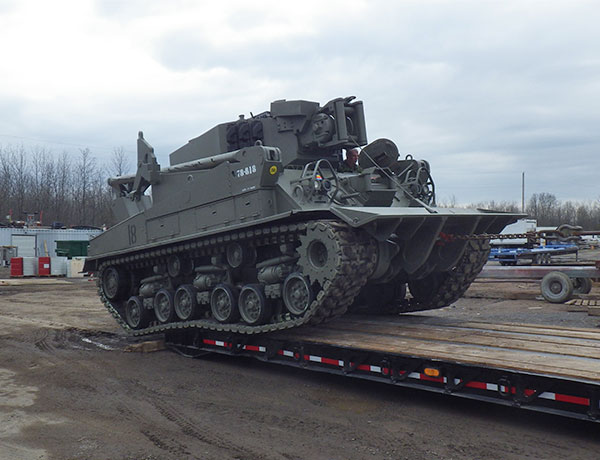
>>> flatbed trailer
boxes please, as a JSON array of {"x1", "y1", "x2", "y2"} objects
[
  {"x1": 489, "y1": 244, "x2": 579, "y2": 265},
  {"x1": 479, "y1": 264, "x2": 600, "y2": 302},
  {"x1": 165, "y1": 314, "x2": 600, "y2": 423}
]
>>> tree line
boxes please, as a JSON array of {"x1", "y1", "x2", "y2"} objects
[
  {"x1": 0, "y1": 144, "x2": 130, "y2": 228},
  {"x1": 1, "y1": 144, "x2": 598, "y2": 230},
  {"x1": 441, "y1": 194, "x2": 600, "y2": 229}
]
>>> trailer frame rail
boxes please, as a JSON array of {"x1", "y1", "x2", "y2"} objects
[{"x1": 165, "y1": 329, "x2": 600, "y2": 423}]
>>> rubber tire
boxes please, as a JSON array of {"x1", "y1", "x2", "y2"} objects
[
  {"x1": 541, "y1": 271, "x2": 573, "y2": 303},
  {"x1": 238, "y1": 284, "x2": 271, "y2": 326},
  {"x1": 154, "y1": 288, "x2": 176, "y2": 323},
  {"x1": 174, "y1": 284, "x2": 200, "y2": 321},
  {"x1": 572, "y1": 277, "x2": 592, "y2": 295},
  {"x1": 125, "y1": 296, "x2": 150, "y2": 329},
  {"x1": 210, "y1": 284, "x2": 239, "y2": 323}
]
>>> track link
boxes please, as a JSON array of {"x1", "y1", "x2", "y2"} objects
[
  {"x1": 96, "y1": 220, "x2": 377, "y2": 336},
  {"x1": 402, "y1": 239, "x2": 491, "y2": 313}
]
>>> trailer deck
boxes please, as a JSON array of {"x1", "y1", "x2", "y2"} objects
[{"x1": 166, "y1": 314, "x2": 600, "y2": 422}]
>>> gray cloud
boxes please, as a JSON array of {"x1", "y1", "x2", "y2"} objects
[{"x1": 0, "y1": 0, "x2": 597, "y2": 204}]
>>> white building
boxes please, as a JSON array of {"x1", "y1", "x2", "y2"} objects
[{"x1": 0, "y1": 227, "x2": 102, "y2": 260}]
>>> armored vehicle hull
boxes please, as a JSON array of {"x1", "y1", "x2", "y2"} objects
[{"x1": 85, "y1": 97, "x2": 519, "y2": 335}]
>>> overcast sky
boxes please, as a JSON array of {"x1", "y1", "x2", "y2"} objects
[{"x1": 0, "y1": 0, "x2": 598, "y2": 205}]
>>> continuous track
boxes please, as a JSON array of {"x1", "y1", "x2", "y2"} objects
[
  {"x1": 403, "y1": 239, "x2": 491, "y2": 312},
  {"x1": 97, "y1": 220, "x2": 377, "y2": 336},
  {"x1": 95, "y1": 221, "x2": 494, "y2": 337}
]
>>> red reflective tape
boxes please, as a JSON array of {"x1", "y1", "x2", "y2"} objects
[
  {"x1": 321, "y1": 357, "x2": 342, "y2": 367},
  {"x1": 420, "y1": 374, "x2": 443, "y2": 383},
  {"x1": 466, "y1": 381, "x2": 488, "y2": 390},
  {"x1": 554, "y1": 394, "x2": 590, "y2": 406},
  {"x1": 244, "y1": 345, "x2": 260, "y2": 352},
  {"x1": 203, "y1": 339, "x2": 216, "y2": 345},
  {"x1": 524, "y1": 389, "x2": 536, "y2": 397},
  {"x1": 356, "y1": 364, "x2": 371, "y2": 371}
]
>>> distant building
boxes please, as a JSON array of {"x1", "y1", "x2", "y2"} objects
[{"x1": 0, "y1": 227, "x2": 102, "y2": 259}]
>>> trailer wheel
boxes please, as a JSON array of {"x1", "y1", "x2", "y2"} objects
[
  {"x1": 541, "y1": 271, "x2": 573, "y2": 303},
  {"x1": 572, "y1": 277, "x2": 592, "y2": 295}
]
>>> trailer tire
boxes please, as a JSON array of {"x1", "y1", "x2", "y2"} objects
[
  {"x1": 541, "y1": 271, "x2": 573, "y2": 303},
  {"x1": 572, "y1": 277, "x2": 592, "y2": 295}
]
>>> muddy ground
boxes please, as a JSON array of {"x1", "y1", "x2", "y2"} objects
[{"x1": 1, "y1": 263, "x2": 600, "y2": 460}]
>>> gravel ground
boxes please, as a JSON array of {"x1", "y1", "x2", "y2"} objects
[{"x1": 0, "y1": 259, "x2": 599, "y2": 460}]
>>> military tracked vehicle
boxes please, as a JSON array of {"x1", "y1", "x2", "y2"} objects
[{"x1": 84, "y1": 96, "x2": 519, "y2": 335}]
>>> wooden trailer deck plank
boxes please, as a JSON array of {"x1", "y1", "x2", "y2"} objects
[
  {"x1": 272, "y1": 317, "x2": 600, "y2": 383},
  {"x1": 344, "y1": 315, "x2": 600, "y2": 340},
  {"x1": 322, "y1": 320, "x2": 600, "y2": 357}
]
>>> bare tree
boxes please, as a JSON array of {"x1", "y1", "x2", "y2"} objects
[
  {"x1": 110, "y1": 146, "x2": 131, "y2": 177},
  {"x1": 74, "y1": 148, "x2": 97, "y2": 225},
  {"x1": 51, "y1": 151, "x2": 72, "y2": 225},
  {"x1": 9, "y1": 145, "x2": 29, "y2": 220}
]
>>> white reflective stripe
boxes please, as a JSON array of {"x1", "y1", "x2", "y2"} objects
[
  {"x1": 259, "y1": 346, "x2": 266, "y2": 352},
  {"x1": 308, "y1": 355, "x2": 321, "y2": 363},
  {"x1": 215, "y1": 341, "x2": 225, "y2": 347},
  {"x1": 487, "y1": 383, "x2": 498, "y2": 391},
  {"x1": 539, "y1": 392, "x2": 556, "y2": 401},
  {"x1": 338, "y1": 360, "x2": 344, "y2": 367},
  {"x1": 370, "y1": 366, "x2": 382, "y2": 373},
  {"x1": 408, "y1": 372, "x2": 420, "y2": 379},
  {"x1": 282, "y1": 350, "x2": 294, "y2": 357}
]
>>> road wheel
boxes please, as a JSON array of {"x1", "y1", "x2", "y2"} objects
[
  {"x1": 572, "y1": 277, "x2": 592, "y2": 295},
  {"x1": 210, "y1": 284, "x2": 239, "y2": 323},
  {"x1": 174, "y1": 284, "x2": 199, "y2": 321},
  {"x1": 283, "y1": 273, "x2": 313, "y2": 316},
  {"x1": 125, "y1": 296, "x2": 150, "y2": 329},
  {"x1": 239, "y1": 284, "x2": 271, "y2": 325},
  {"x1": 541, "y1": 271, "x2": 573, "y2": 303},
  {"x1": 101, "y1": 266, "x2": 130, "y2": 301},
  {"x1": 154, "y1": 288, "x2": 176, "y2": 323}
]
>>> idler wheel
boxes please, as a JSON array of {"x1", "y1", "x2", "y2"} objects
[
  {"x1": 154, "y1": 288, "x2": 176, "y2": 323},
  {"x1": 174, "y1": 284, "x2": 200, "y2": 321},
  {"x1": 210, "y1": 284, "x2": 239, "y2": 323},
  {"x1": 125, "y1": 295, "x2": 150, "y2": 329},
  {"x1": 282, "y1": 273, "x2": 313, "y2": 316},
  {"x1": 101, "y1": 266, "x2": 130, "y2": 301},
  {"x1": 238, "y1": 284, "x2": 271, "y2": 325}
]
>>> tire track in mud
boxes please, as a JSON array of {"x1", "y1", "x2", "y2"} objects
[
  {"x1": 132, "y1": 378, "x2": 267, "y2": 459},
  {"x1": 5, "y1": 325, "x2": 130, "y2": 353}
]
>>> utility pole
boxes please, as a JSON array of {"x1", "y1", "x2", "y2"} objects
[{"x1": 521, "y1": 172, "x2": 525, "y2": 213}]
